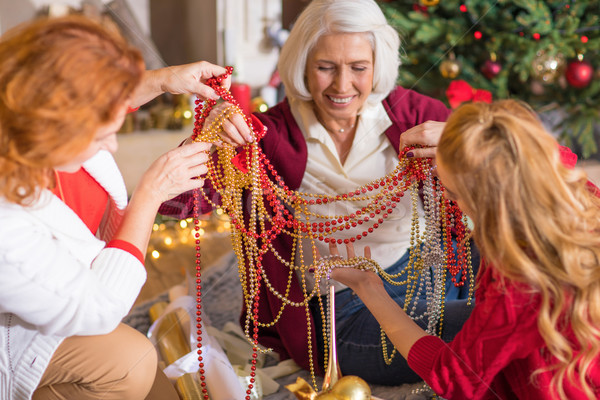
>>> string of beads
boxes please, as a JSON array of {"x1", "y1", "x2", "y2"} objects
[{"x1": 191, "y1": 67, "x2": 473, "y2": 397}]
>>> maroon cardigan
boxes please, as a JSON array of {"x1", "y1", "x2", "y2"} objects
[{"x1": 159, "y1": 86, "x2": 450, "y2": 373}]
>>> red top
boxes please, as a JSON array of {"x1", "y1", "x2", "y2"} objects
[
  {"x1": 408, "y1": 262, "x2": 600, "y2": 399},
  {"x1": 53, "y1": 169, "x2": 144, "y2": 264},
  {"x1": 53, "y1": 169, "x2": 108, "y2": 233}
]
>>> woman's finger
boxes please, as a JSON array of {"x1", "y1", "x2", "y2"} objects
[
  {"x1": 220, "y1": 118, "x2": 246, "y2": 146},
  {"x1": 230, "y1": 113, "x2": 253, "y2": 142},
  {"x1": 407, "y1": 147, "x2": 437, "y2": 159},
  {"x1": 364, "y1": 246, "x2": 371, "y2": 260},
  {"x1": 329, "y1": 241, "x2": 341, "y2": 257},
  {"x1": 345, "y1": 243, "x2": 356, "y2": 258}
]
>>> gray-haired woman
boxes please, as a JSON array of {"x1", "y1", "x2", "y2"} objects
[{"x1": 161, "y1": 0, "x2": 478, "y2": 385}]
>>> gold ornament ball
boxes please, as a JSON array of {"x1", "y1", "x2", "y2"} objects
[
  {"x1": 315, "y1": 391, "x2": 339, "y2": 400},
  {"x1": 440, "y1": 59, "x2": 461, "y2": 79},
  {"x1": 330, "y1": 376, "x2": 371, "y2": 400},
  {"x1": 531, "y1": 50, "x2": 565, "y2": 84},
  {"x1": 420, "y1": 0, "x2": 440, "y2": 6}
]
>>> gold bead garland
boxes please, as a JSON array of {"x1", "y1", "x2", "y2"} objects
[{"x1": 191, "y1": 68, "x2": 474, "y2": 395}]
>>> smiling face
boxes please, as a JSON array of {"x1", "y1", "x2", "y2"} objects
[
  {"x1": 54, "y1": 103, "x2": 128, "y2": 173},
  {"x1": 305, "y1": 32, "x2": 374, "y2": 126}
]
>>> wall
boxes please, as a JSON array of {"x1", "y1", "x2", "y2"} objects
[
  {"x1": 0, "y1": 0, "x2": 281, "y2": 93},
  {"x1": 150, "y1": 0, "x2": 281, "y2": 92},
  {"x1": 0, "y1": 0, "x2": 149, "y2": 34}
]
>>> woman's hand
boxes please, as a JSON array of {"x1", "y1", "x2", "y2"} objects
[
  {"x1": 328, "y1": 242, "x2": 427, "y2": 358},
  {"x1": 131, "y1": 61, "x2": 231, "y2": 108},
  {"x1": 399, "y1": 120, "x2": 446, "y2": 159},
  {"x1": 202, "y1": 102, "x2": 254, "y2": 147},
  {"x1": 328, "y1": 242, "x2": 384, "y2": 295},
  {"x1": 137, "y1": 141, "x2": 212, "y2": 204},
  {"x1": 114, "y1": 141, "x2": 211, "y2": 256}
]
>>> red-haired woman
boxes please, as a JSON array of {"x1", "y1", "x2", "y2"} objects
[{"x1": 0, "y1": 15, "x2": 228, "y2": 400}]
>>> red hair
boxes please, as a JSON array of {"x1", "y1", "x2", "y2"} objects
[{"x1": 0, "y1": 15, "x2": 144, "y2": 205}]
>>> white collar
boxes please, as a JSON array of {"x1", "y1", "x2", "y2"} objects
[
  {"x1": 81, "y1": 150, "x2": 128, "y2": 211},
  {"x1": 289, "y1": 98, "x2": 392, "y2": 144}
]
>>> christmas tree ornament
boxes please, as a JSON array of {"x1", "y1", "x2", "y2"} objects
[
  {"x1": 420, "y1": 0, "x2": 440, "y2": 6},
  {"x1": 531, "y1": 50, "x2": 565, "y2": 84},
  {"x1": 481, "y1": 53, "x2": 502, "y2": 79},
  {"x1": 565, "y1": 57, "x2": 594, "y2": 89},
  {"x1": 481, "y1": 60, "x2": 502, "y2": 79},
  {"x1": 412, "y1": 4, "x2": 429, "y2": 14},
  {"x1": 446, "y1": 80, "x2": 492, "y2": 109},
  {"x1": 440, "y1": 56, "x2": 461, "y2": 79},
  {"x1": 322, "y1": 376, "x2": 371, "y2": 400}
]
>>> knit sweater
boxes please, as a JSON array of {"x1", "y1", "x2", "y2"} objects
[
  {"x1": 0, "y1": 150, "x2": 147, "y2": 400},
  {"x1": 158, "y1": 86, "x2": 451, "y2": 372},
  {"x1": 407, "y1": 261, "x2": 600, "y2": 399}
]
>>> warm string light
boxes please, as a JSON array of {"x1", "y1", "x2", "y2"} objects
[{"x1": 191, "y1": 67, "x2": 473, "y2": 396}]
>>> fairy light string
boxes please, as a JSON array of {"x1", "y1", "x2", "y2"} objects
[{"x1": 191, "y1": 67, "x2": 473, "y2": 397}]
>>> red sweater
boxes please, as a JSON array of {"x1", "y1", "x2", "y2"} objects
[
  {"x1": 408, "y1": 262, "x2": 600, "y2": 399},
  {"x1": 53, "y1": 168, "x2": 144, "y2": 264}
]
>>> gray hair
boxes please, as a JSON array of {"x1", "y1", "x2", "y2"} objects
[{"x1": 278, "y1": 0, "x2": 401, "y2": 105}]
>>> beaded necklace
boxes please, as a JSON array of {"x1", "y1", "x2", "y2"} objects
[{"x1": 191, "y1": 67, "x2": 472, "y2": 398}]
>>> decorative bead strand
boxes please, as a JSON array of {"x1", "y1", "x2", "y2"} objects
[{"x1": 190, "y1": 67, "x2": 474, "y2": 393}]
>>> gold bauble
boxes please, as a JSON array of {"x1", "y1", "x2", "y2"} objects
[
  {"x1": 420, "y1": 0, "x2": 440, "y2": 6},
  {"x1": 531, "y1": 50, "x2": 565, "y2": 84},
  {"x1": 329, "y1": 376, "x2": 371, "y2": 400},
  {"x1": 315, "y1": 392, "x2": 339, "y2": 400},
  {"x1": 440, "y1": 59, "x2": 461, "y2": 79}
]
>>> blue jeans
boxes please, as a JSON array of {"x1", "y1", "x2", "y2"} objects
[{"x1": 309, "y1": 242, "x2": 480, "y2": 385}]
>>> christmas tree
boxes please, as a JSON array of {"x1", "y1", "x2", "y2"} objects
[{"x1": 378, "y1": 0, "x2": 600, "y2": 158}]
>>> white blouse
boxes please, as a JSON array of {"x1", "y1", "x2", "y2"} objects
[{"x1": 289, "y1": 98, "x2": 426, "y2": 294}]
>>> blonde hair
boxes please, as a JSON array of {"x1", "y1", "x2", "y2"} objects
[
  {"x1": 278, "y1": 0, "x2": 400, "y2": 105},
  {"x1": 0, "y1": 15, "x2": 144, "y2": 205},
  {"x1": 438, "y1": 99, "x2": 600, "y2": 399}
]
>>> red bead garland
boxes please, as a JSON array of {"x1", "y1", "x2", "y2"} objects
[{"x1": 192, "y1": 67, "x2": 471, "y2": 397}]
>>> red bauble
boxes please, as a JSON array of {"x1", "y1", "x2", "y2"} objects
[
  {"x1": 565, "y1": 59, "x2": 594, "y2": 88},
  {"x1": 412, "y1": 4, "x2": 428, "y2": 13},
  {"x1": 481, "y1": 59, "x2": 502, "y2": 79}
]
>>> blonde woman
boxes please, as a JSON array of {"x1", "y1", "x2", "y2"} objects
[{"x1": 331, "y1": 99, "x2": 600, "y2": 399}]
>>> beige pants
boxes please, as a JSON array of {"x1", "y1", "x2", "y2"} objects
[{"x1": 33, "y1": 323, "x2": 179, "y2": 400}]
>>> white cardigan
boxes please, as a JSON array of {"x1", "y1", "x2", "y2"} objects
[{"x1": 0, "y1": 151, "x2": 147, "y2": 399}]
